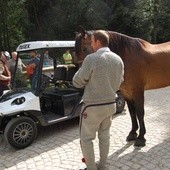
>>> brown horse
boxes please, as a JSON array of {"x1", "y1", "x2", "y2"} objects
[{"x1": 75, "y1": 26, "x2": 170, "y2": 146}]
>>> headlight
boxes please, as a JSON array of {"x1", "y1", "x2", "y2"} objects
[{"x1": 11, "y1": 97, "x2": 25, "y2": 105}]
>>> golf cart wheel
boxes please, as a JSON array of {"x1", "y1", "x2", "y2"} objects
[
  {"x1": 116, "y1": 92, "x2": 125, "y2": 113},
  {"x1": 4, "y1": 116, "x2": 37, "y2": 149}
]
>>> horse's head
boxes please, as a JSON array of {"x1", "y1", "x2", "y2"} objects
[
  {"x1": 75, "y1": 26, "x2": 94, "y2": 65},
  {"x1": 75, "y1": 26, "x2": 144, "y2": 67}
]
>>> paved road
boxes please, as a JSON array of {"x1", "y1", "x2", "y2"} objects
[{"x1": 0, "y1": 87, "x2": 170, "y2": 170}]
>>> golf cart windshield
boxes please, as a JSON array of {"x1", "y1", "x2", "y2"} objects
[{"x1": 12, "y1": 41, "x2": 75, "y2": 95}]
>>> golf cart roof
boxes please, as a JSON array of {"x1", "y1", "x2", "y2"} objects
[{"x1": 16, "y1": 41, "x2": 75, "y2": 52}]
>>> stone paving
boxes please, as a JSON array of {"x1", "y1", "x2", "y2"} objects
[{"x1": 0, "y1": 87, "x2": 170, "y2": 170}]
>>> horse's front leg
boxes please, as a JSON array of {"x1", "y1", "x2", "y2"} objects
[
  {"x1": 126, "y1": 99, "x2": 138, "y2": 141},
  {"x1": 133, "y1": 92, "x2": 146, "y2": 146}
]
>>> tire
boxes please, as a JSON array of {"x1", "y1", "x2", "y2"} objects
[
  {"x1": 116, "y1": 92, "x2": 125, "y2": 113},
  {"x1": 4, "y1": 116, "x2": 37, "y2": 149}
]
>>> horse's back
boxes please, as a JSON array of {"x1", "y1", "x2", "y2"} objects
[
  {"x1": 144, "y1": 41, "x2": 170, "y2": 90},
  {"x1": 150, "y1": 41, "x2": 170, "y2": 53},
  {"x1": 153, "y1": 41, "x2": 170, "y2": 48}
]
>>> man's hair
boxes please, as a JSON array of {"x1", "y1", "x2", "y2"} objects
[
  {"x1": 30, "y1": 50, "x2": 37, "y2": 54},
  {"x1": 93, "y1": 30, "x2": 109, "y2": 47},
  {"x1": 12, "y1": 51, "x2": 17, "y2": 56}
]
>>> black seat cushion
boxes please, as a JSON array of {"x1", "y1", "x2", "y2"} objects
[
  {"x1": 66, "y1": 66, "x2": 78, "y2": 81},
  {"x1": 54, "y1": 67, "x2": 67, "y2": 81}
]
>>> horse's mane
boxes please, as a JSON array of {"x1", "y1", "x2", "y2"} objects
[
  {"x1": 75, "y1": 29, "x2": 147, "y2": 58},
  {"x1": 107, "y1": 31, "x2": 145, "y2": 56},
  {"x1": 75, "y1": 33, "x2": 83, "y2": 58}
]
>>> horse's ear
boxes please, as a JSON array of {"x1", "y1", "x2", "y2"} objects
[
  {"x1": 75, "y1": 31, "x2": 79, "y2": 36},
  {"x1": 78, "y1": 25, "x2": 86, "y2": 38}
]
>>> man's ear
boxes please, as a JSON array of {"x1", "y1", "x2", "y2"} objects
[{"x1": 96, "y1": 39, "x2": 101, "y2": 47}]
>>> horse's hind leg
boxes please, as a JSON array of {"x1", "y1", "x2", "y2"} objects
[
  {"x1": 126, "y1": 99, "x2": 138, "y2": 141},
  {"x1": 133, "y1": 92, "x2": 146, "y2": 146}
]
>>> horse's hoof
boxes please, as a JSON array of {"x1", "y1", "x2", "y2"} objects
[
  {"x1": 126, "y1": 133, "x2": 137, "y2": 141},
  {"x1": 134, "y1": 138, "x2": 146, "y2": 147}
]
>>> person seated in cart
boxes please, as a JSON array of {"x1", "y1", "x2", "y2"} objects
[{"x1": 26, "y1": 50, "x2": 40, "y2": 90}]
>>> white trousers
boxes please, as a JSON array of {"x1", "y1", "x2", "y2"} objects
[{"x1": 80, "y1": 103, "x2": 116, "y2": 170}]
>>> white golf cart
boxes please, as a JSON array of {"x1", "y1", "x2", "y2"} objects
[{"x1": 0, "y1": 41, "x2": 125, "y2": 149}]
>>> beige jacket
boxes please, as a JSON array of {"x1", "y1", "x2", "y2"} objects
[{"x1": 73, "y1": 47, "x2": 124, "y2": 105}]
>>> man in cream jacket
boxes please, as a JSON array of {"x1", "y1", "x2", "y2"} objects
[{"x1": 73, "y1": 30, "x2": 124, "y2": 170}]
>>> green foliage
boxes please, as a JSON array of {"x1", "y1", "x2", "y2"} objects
[
  {"x1": 0, "y1": 0, "x2": 29, "y2": 51},
  {"x1": 83, "y1": 0, "x2": 112, "y2": 29},
  {"x1": 0, "y1": 0, "x2": 169, "y2": 50},
  {"x1": 130, "y1": 0, "x2": 170, "y2": 42}
]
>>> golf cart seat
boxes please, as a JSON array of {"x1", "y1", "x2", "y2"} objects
[
  {"x1": 66, "y1": 66, "x2": 78, "y2": 81},
  {"x1": 53, "y1": 66, "x2": 67, "y2": 81}
]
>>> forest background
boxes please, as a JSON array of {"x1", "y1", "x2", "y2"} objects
[{"x1": 0, "y1": 0, "x2": 169, "y2": 52}]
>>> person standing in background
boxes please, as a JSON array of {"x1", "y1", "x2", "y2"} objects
[
  {"x1": 3, "y1": 51, "x2": 11, "y2": 61},
  {"x1": 73, "y1": 31, "x2": 124, "y2": 170},
  {"x1": 43, "y1": 50, "x2": 49, "y2": 66},
  {"x1": 63, "y1": 50, "x2": 73, "y2": 64},
  {"x1": 7, "y1": 51, "x2": 25, "y2": 76},
  {"x1": 0, "y1": 51, "x2": 11, "y2": 96}
]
